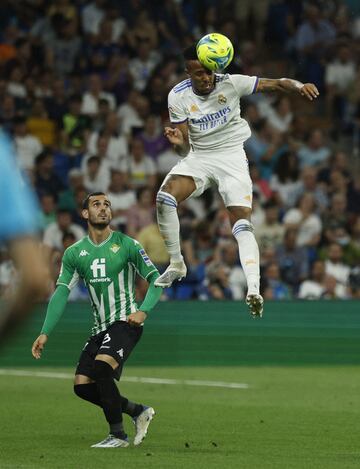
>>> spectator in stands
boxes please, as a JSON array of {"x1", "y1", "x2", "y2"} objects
[
  {"x1": 138, "y1": 115, "x2": 169, "y2": 161},
  {"x1": 61, "y1": 94, "x2": 91, "y2": 154},
  {"x1": 215, "y1": 240, "x2": 247, "y2": 300},
  {"x1": 270, "y1": 151, "x2": 301, "y2": 208},
  {"x1": 13, "y1": 115, "x2": 43, "y2": 171},
  {"x1": 297, "y1": 129, "x2": 331, "y2": 169},
  {"x1": 82, "y1": 134, "x2": 112, "y2": 191},
  {"x1": 81, "y1": 0, "x2": 106, "y2": 36},
  {"x1": 118, "y1": 92, "x2": 150, "y2": 137},
  {"x1": 292, "y1": 166, "x2": 329, "y2": 213},
  {"x1": 87, "y1": 112, "x2": 128, "y2": 165},
  {"x1": 325, "y1": 44, "x2": 356, "y2": 128},
  {"x1": 125, "y1": 10, "x2": 158, "y2": 51},
  {"x1": 45, "y1": 77, "x2": 68, "y2": 123},
  {"x1": 298, "y1": 259, "x2": 348, "y2": 299},
  {"x1": 322, "y1": 192, "x2": 349, "y2": 233},
  {"x1": 57, "y1": 168, "x2": 84, "y2": 213},
  {"x1": 39, "y1": 193, "x2": 57, "y2": 229},
  {"x1": 6, "y1": 64, "x2": 27, "y2": 99},
  {"x1": 0, "y1": 93, "x2": 17, "y2": 132},
  {"x1": 263, "y1": 262, "x2": 292, "y2": 300},
  {"x1": 34, "y1": 150, "x2": 64, "y2": 199},
  {"x1": 345, "y1": 217, "x2": 360, "y2": 267},
  {"x1": 128, "y1": 41, "x2": 161, "y2": 92},
  {"x1": 46, "y1": 15, "x2": 82, "y2": 76},
  {"x1": 245, "y1": 119, "x2": 284, "y2": 180},
  {"x1": 107, "y1": 168, "x2": 136, "y2": 231},
  {"x1": 275, "y1": 228, "x2": 309, "y2": 292},
  {"x1": 295, "y1": 3, "x2": 336, "y2": 87},
  {"x1": 283, "y1": 193, "x2": 322, "y2": 248},
  {"x1": 249, "y1": 164, "x2": 273, "y2": 203},
  {"x1": 256, "y1": 200, "x2": 285, "y2": 254},
  {"x1": 26, "y1": 99, "x2": 56, "y2": 147},
  {"x1": 81, "y1": 73, "x2": 116, "y2": 115},
  {"x1": 83, "y1": 156, "x2": 109, "y2": 193},
  {"x1": 318, "y1": 150, "x2": 350, "y2": 185},
  {"x1": 323, "y1": 242, "x2": 350, "y2": 287},
  {"x1": 43, "y1": 208, "x2": 85, "y2": 250},
  {"x1": 126, "y1": 187, "x2": 156, "y2": 238},
  {"x1": 182, "y1": 221, "x2": 216, "y2": 276},
  {"x1": 265, "y1": 96, "x2": 294, "y2": 134},
  {"x1": 144, "y1": 75, "x2": 168, "y2": 116},
  {"x1": 126, "y1": 138, "x2": 157, "y2": 190}
]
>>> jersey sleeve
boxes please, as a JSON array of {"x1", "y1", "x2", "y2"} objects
[
  {"x1": 129, "y1": 239, "x2": 159, "y2": 280},
  {"x1": 168, "y1": 90, "x2": 188, "y2": 124},
  {"x1": 56, "y1": 247, "x2": 79, "y2": 290},
  {"x1": 230, "y1": 74, "x2": 259, "y2": 97}
]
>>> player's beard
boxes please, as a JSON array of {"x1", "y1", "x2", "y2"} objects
[{"x1": 88, "y1": 213, "x2": 111, "y2": 229}]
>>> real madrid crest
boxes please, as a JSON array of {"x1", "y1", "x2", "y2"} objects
[{"x1": 218, "y1": 94, "x2": 227, "y2": 104}]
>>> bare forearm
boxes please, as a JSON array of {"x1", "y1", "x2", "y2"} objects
[
  {"x1": 256, "y1": 78, "x2": 319, "y2": 100},
  {"x1": 257, "y1": 78, "x2": 303, "y2": 93},
  {"x1": 278, "y1": 78, "x2": 304, "y2": 92}
]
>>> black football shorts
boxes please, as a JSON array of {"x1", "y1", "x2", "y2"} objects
[{"x1": 75, "y1": 321, "x2": 143, "y2": 381}]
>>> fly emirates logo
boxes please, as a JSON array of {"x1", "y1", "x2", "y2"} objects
[{"x1": 190, "y1": 106, "x2": 231, "y2": 131}]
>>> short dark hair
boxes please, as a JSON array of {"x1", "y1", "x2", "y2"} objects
[
  {"x1": 82, "y1": 192, "x2": 106, "y2": 209},
  {"x1": 183, "y1": 44, "x2": 198, "y2": 61}
]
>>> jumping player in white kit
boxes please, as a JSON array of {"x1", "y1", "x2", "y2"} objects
[{"x1": 154, "y1": 44, "x2": 319, "y2": 317}]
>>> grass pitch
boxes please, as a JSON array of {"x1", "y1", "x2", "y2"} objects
[{"x1": 0, "y1": 365, "x2": 359, "y2": 469}]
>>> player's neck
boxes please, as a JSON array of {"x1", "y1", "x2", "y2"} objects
[{"x1": 88, "y1": 226, "x2": 112, "y2": 245}]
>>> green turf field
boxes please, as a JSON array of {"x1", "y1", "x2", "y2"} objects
[
  {"x1": 0, "y1": 301, "x2": 359, "y2": 468},
  {"x1": 0, "y1": 365, "x2": 359, "y2": 469}
]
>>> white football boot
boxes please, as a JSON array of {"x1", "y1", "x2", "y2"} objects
[
  {"x1": 246, "y1": 294, "x2": 264, "y2": 318},
  {"x1": 133, "y1": 406, "x2": 155, "y2": 446},
  {"x1": 154, "y1": 261, "x2": 187, "y2": 288},
  {"x1": 91, "y1": 434, "x2": 129, "y2": 448}
]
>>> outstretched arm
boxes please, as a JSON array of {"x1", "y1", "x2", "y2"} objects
[
  {"x1": 256, "y1": 78, "x2": 319, "y2": 101},
  {"x1": 31, "y1": 285, "x2": 70, "y2": 359}
]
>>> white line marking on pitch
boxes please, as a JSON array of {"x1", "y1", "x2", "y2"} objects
[{"x1": 0, "y1": 369, "x2": 249, "y2": 389}]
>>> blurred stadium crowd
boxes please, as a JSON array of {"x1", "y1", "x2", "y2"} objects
[{"x1": 1, "y1": 0, "x2": 360, "y2": 302}]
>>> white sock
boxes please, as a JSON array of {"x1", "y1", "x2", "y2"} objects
[
  {"x1": 156, "y1": 191, "x2": 183, "y2": 264},
  {"x1": 232, "y1": 219, "x2": 260, "y2": 295}
]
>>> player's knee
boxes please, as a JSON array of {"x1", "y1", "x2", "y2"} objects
[
  {"x1": 228, "y1": 207, "x2": 252, "y2": 226},
  {"x1": 232, "y1": 218, "x2": 255, "y2": 237},
  {"x1": 92, "y1": 359, "x2": 114, "y2": 383},
  {"x1": 74, "y1": 384, "x2": 85, "y2": 399},
  {"x1": 156, "y1": 190, "x2": 178, "y2": 210}
]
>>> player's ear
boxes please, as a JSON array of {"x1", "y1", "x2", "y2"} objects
[{"x1": 82, "y1": 209, "x2": 89, "y2": 220}]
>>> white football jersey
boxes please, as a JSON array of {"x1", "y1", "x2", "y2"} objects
[{"x1": 168, "y1": 74, "x2": 258, "y2": 153}]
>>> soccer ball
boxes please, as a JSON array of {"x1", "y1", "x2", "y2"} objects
[{"x1": 196, "y1": 33, "x2": 234, "y2": 71}]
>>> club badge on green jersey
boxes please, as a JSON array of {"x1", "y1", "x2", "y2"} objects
[{"x1": 110, "y1": 243, "x2": 120, "y2": 253}]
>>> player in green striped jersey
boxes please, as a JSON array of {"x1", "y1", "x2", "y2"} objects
[{"x1": 32, "y1": 192, "x2": 162, "y2": 448}]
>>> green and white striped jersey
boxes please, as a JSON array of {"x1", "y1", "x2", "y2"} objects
[{"x1": 57, "y1": 231, "x2": 158, "y2": 335}]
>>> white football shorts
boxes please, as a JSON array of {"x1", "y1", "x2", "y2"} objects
[{"x1": 163, "y1": 147, "x2": 253, "y2": 208}]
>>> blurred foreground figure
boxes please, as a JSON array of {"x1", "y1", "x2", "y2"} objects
[{"x1": 0, "y1": 131, "x2": 50, "y2": 341}]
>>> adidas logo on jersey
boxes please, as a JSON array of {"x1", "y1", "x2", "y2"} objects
[{"x1": 79, "y1": 250, "x2": 89, "y2": 257}]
